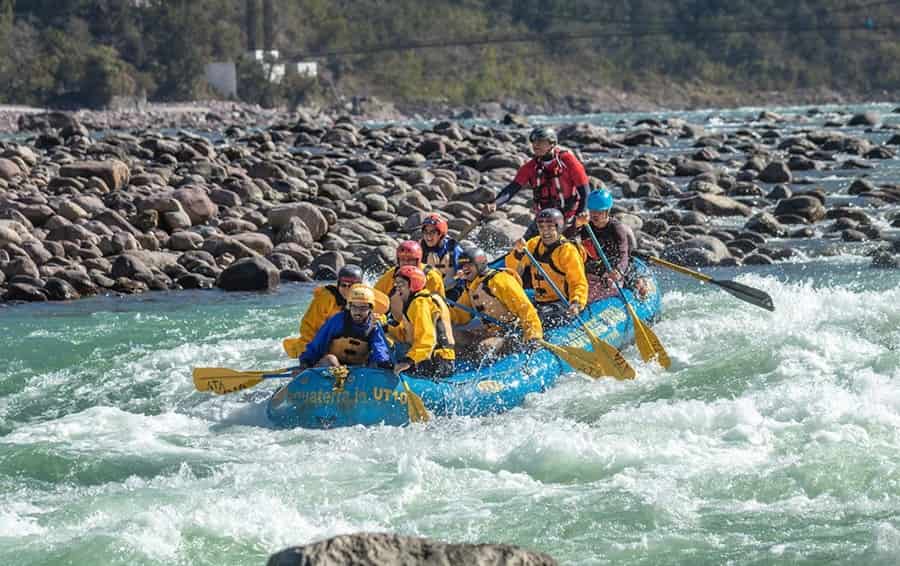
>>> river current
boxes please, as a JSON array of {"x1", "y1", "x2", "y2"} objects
[{"x1": 2, "y1": 103, "x2": 900, "y2": 565}]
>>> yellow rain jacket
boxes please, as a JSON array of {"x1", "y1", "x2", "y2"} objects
[
  {"x1": 374, "y1": 264, "x2": 445, "y2": 298},
  {"x1": 398, "y1": 291, "x2": 456, "y2": 365},
  {"x1": 282, "y1": 285, "x2": 344, "y2": 358},
  {"x1": 451, "y1": 268, "x2": 543, "y2": 342},
  {"x1": 506, "y1": 236, "x2": 588, "y2": 307}
]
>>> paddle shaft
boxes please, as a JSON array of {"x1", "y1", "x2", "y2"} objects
[
  {"x1": 520, "y1": 245, "x2": 573, "y2": 310},
  {"x1": 446, "y1": 298, "x2": 510, "y2": 330},
  {"x1": 636, "y1": 252, "x2": 774, "y2": 311},
  {"x1": 584, "y1": 224, "x2": 629, "y2": 297}
]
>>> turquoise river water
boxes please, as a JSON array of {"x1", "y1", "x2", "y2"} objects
[{"x1": 2, "y1": 104, "x2": 900, "y2": 565}]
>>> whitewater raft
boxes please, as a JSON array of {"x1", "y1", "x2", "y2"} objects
[{"x1": 266, "y1": 260, "x2": 662, "y2": 429}]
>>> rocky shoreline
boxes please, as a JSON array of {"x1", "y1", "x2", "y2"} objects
[{"x1": 0, "y1": 103, "x2": 898, "y2": 305}]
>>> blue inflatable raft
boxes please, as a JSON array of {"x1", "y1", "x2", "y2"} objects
[{"x1": 266, "y1": 260, "x2": 662, "y2": 429}]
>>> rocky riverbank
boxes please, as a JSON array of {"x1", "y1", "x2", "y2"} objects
[{"x1": 0, "y1": 104, "x2": 898, "y2": 304}]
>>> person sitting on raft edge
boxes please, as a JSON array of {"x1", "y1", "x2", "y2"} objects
[
  {"x1": 297, "y1": 284, "x2": 392, "y2": 370},
  {"x1": 389, "y1": 265, "x2": 456, "y2": 380},
  {"x1": 574, "y1": 188, "x2": 650, "y2": 302},
  {"x1": 419, "y1": 213, "x2": 466, "y2": 301},
  {"x1": 506, "y1": 208, "x2": 588, "y2": 328},
  {"x1": 283, "y1": 265, "x2": 363, "y2": 358},
  {"x1": 450, "y1": 246, "x2": 543, "y2": 360},
  {"x1": 481, "y1": 126, "x2": 590, "y2": 240}
]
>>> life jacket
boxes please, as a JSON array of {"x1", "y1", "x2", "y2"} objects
[
  {"x1": 580, "y1": 220, "x2": 636, "y2": 277},
  {"x1": 527, "y1": 237, "x2": 584, "y2": 303},
  {"x1": 531, "y1": 147, "x2": 581, "y2": 217},
  {"x1": 469, "y1": 268, "x2": 521, "y2": 325},
  {"x1": 403, "y1": 291, "x2": 455, "y2": 354},
  {"x1": 326, "y1": 312, "x2": 374, "y2": 365},
  {"x1": 422, "y1": 237, "x2": 459, "y2": 283},
  {"x1": 388, "y1": 264, "x2": 437, "y2": 323}
]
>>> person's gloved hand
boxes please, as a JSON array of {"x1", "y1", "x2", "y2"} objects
[
  {"x1": 393, "y1": 361, "x2": 412, "y2": 375},
  {"x1": 566, "y1": 301, "x2": 583, "y2": 317}
]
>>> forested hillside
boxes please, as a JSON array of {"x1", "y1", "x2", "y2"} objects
[{"x1": 0, "y1": 0, "x2": 897, "y2": 108}]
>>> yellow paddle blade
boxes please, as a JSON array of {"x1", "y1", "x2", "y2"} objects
[
  {"x1": 576, "y1": 325, "x2": 637, "y2": 380},
  {"x1": 192, "y1": 367, "x2": 287, "y2": 394},
  {"x1": 539, "y1": 340, "x2": 635, "y2": 381},
  {"x1": 400, "y1": 378, "x2": 430, "y2": 423},
  {"x1": 625, "y1": 303, "x2": 671, "y2": 369}
]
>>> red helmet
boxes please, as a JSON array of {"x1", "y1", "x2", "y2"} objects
[
  {"x1": 396, "y1": 265, "x2": 427, "y2": 293},
  {"x1": 421, "y1": 213, "x2": 448, "y2": 237},
  {"x1": 396, "y1": 240, "x2": 423, "y2": 263}
]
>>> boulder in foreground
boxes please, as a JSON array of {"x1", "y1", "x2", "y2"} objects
[{"x1": 267, "y1": 533, "x2": 557, "y2": 566}]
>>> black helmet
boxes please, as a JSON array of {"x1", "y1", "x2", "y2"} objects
[
  {"x1": 337, "y1": 265, "x2": 363, "y2": 283},
  {"x1": 535, "y1": 208, "x2": 565, "y2": 232},
  {"x1": 529, "y1": 126, "x2": 557, "y2": 145},
  {"x1": 458, "y1": 246, "x2": 489, "y2": 275}
]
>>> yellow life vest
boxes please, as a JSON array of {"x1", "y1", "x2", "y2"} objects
[
  {"x1": 527, "y1": 237, "x2": 585, "y2": 304},
  {"x1": 325, "y1": 313, "x2": 373, "y2": 365},
  {"x1": 403, "y1": 291, "x2": 455, "y2": 360},
  {"x1": 469, "y1": 268, "x2": 521, "y2": 325}
]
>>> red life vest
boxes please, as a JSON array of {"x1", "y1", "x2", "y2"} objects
[{"x1": 529, "y1": 148, "x2": 582, "y2": 218}]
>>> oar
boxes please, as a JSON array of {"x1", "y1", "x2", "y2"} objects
[
  {"x1": 585, "y1": 225, "x2": 671, "y2": 369},
  {"x1": 447, "y1": 299, "x2": 628, "y2": 380},
  {"x1": 398, "y1": 374, "x2": 430, "y2": 423},
  {"x1": 192, "y1": 366, "x2": 298, "y2": 394},
  {"x1": 635, "y1": 253, "x2": 775, "y2": 311},
  {"x1": 519, "y1": 245, "x2": 636, "y2": 380}
]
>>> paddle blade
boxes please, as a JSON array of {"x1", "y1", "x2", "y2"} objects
[
  {"x1": 401, "y1": 378, "x2": 430, "y2": 423},
  {"x1": 625, "y1": 303, "x2": 671, "y2": 369},
  {"x1": 712, "y1": 279, "x2": 775, "y2": 311},
  {"x1": 580, "y1": 326, "x2": 637, "y2": 380},
  {"x1": 540, "y1": 340, "x2": 635, "y2": 381},
  {"x1": 192, "y1": 367, "x2": 288, "y2": 394}
]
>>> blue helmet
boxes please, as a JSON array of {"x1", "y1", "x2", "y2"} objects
[{"x1": 587, "y1": 189, "x2": 614, "y2": 212}]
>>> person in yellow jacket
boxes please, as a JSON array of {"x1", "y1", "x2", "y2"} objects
[
  {"x1": 450, "y1": 246, "x2": 543, "y2": 357},
  {"x1": 374, "y1": 240, "x2": 445, "y2": 298},
  {"x1": 389, "y1": 265, "x2": 456, "y2": 379},
  {"x1": 282, "y1": 265, "x2": 364, "y2": 358},
  {"x1": 506, "y1": 208, "x2": 588, "y2": 327}
]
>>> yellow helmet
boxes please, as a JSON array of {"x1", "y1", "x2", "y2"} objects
[{"x1": 347, "y1": 284, "x2": 375, "y2": 308}]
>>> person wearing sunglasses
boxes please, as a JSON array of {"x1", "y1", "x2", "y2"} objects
[
  {"x1": 297, "y1": 284, "x2": 392, "y2": 370},
  {"x1": 419, "y1": 213, "x2": 466, "y2": 300},
  {"x1": 481, "y1": 126, "x2": 590, "y2": 240},
  {"x1": 282, "y1": 265, "x2": 364, "y2": 358}
]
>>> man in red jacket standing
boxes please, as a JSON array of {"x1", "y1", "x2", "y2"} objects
[{"x1": 482, "y1": 126, "x2": 590, "y2": 239}]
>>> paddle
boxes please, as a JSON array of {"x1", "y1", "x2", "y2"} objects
[
  {"x1": 635, "y1": 253, "x2": 775, "y2": 312},
  {"x1": 389, "y1": 349, "x2": 430, "y2": 423},
  {"x1": 585, "y1": 225, "x2": 671, "y2": 369},
  {"x1": 519, "y1": 245, "x2": 636, "y2": 380},
  {"x1": 192, "y1": 366, "x2": 298, "y2": 394},
  {"x1": 447, "y1": 299, "x2": 627, "y2": 380}
]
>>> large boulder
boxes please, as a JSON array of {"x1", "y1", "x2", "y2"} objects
[
  {"x1": 268, "y1": 203, "x2": 329, "y2": 240},
  {"x1": 216, "y1": 256, "x2": 280, "y2": 291},
  {"x1": 662, "y1": 235, "x2": 732, "y2": 266},
  {"x1": 266, "y1": 533, "x2": 557, "y2": 566},
  {"x1": 59, "y1": 160, "x2": 131, "y2": 191},
  {"x1": 173, "y1": 186, "x2": 218, "y2": 225},
  {"x1": 774, "y1": 195, "x2": 826, "y2": 223},
  {"x1": 682, "y1": 194, "x2": 752, "y2": 217}
]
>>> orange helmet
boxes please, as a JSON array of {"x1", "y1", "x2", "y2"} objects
[
  {"x1": 396, "y1": 265, "x2": 427, "y2": 293},
  {"x1": 421, "y1": 213, "x2": 448, "y2": 237},
  {"x1": 396, "y1": 240, "x2": 423, "y2": 263}
]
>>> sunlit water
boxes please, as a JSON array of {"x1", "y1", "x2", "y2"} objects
[{"x1": 2, "y1": 103, "x2": 900, "y2": 565}]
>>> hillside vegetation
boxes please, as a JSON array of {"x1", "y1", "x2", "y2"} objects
[{"x1": 0, "y1": 0, "x2": 897, "y2": 109}]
